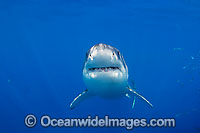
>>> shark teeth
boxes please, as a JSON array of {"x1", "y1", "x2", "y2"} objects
[{"x1": 88, "y1": 67, "x2": 120, "y2": 71}]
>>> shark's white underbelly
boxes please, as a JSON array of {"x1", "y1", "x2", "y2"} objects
[{"x1": 83, "y1": 71, "x2": 128, "y2": 98}]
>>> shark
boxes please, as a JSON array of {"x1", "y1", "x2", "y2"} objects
[{"x1": 70, "y1": 43, "x2": 153, "y2": 109}]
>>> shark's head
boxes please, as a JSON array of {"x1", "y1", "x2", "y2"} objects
[{"x1": 83, "y1": 43, "x2": 128, "y2": 96}]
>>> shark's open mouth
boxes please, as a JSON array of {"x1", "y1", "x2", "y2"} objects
[{"x1": 88, "y1": 67, "x2": 120, "y2": 72}]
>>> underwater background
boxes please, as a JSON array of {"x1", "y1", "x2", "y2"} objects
[{"x1": 0, "y1": 0, "x2": 200, "y2": 132}]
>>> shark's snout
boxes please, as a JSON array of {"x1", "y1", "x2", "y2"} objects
[{"x1": 85, "y1": 44, "x2": 123, "y2": 73}]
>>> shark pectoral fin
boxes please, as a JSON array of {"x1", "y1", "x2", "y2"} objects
[
  {"x1": 128, "y1": 88, "x2": 153, "y2": 108},
  {"x1": 70, "y1": 89, "x2": 91, "y2": 109}
]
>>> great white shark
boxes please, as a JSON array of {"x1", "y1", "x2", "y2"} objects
[{"x1": 70, "y1": 43, "x2": 153, "y2": 109}]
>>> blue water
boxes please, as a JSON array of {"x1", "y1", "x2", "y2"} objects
[{"x1": 1, "y1": 0, "x2": 200, "y2": 132}]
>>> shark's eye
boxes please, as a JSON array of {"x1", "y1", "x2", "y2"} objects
[
  {"x1": 113, "y1": 53, "x2": 115, "y2": 56},
  {"x1": 89, "y1": 54, "x2": 91, "y2": 57}
]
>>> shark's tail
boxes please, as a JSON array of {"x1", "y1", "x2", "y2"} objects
[
  {"x1": 128, "y1": 88, "x2": 153, "y2": 108},
  {"x1": 126, "y1": 79, "x2": 153, "y2": 109},
  {"x1": 130, "y1": 79, "x2": 136, "y2": 109}
]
